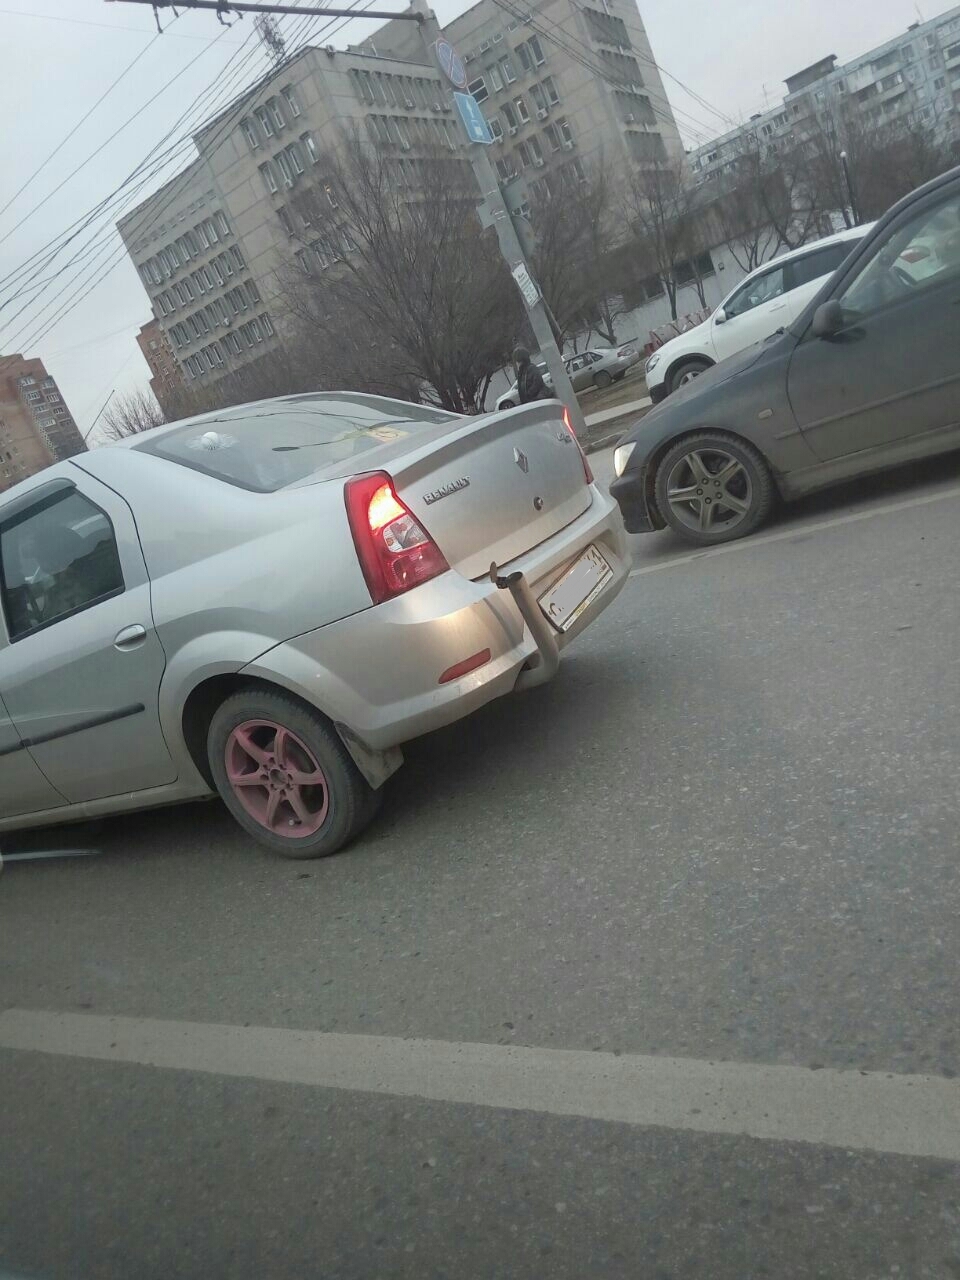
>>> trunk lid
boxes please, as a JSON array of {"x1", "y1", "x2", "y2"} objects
[{"x1": 297, "y1": 402, "x2": 592, "y2": 580}]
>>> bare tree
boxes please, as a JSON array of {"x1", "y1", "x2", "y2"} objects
[
  {"x1": 99, "y1": 389, "x2": 167, "y2": 441},
  {"x1": 279, "y1": 134, "x2": 521, "y2": 413},
  {"x1": 528, "y1": 159, "x2": 627, "y2": 346},
  {"x1": 622, "y1": 158, "x2": 705, "y2": 321}
]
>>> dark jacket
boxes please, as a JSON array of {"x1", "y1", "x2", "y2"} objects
[{"x1": 517, "y1": 359, "x2": 548, "y2": 404}]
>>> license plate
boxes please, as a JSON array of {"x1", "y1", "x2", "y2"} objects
[{"x1": 538, "y1": 544, "x2": 613, "y2": 632}]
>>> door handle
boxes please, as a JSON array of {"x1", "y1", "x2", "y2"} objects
[{"x1": 114, "y1": 624, "x2": 147, "y2": 650}]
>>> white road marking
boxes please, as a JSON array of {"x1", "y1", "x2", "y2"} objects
[
  {"x1": 627, "y1": 482, "x2": 960, "y2": 578},
  {"x1": 2, "y1": 1008, "x2": 958, "y2": 1160}
]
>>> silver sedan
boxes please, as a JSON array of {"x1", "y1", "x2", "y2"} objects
[
  {"x1": 566, "y1": 346, "x2": 640, "y2": 391},
  {"x1": 0, "y1": 393, "x2": 629, "y2": 858}
]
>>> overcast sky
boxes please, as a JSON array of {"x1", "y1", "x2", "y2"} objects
[{"x1": 0, "y1": 0, "x2": 943, "y2": 436}]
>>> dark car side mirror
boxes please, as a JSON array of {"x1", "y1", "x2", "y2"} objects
[{"x1": 811, "y1": 299, "x2": 844, "y2": 338}]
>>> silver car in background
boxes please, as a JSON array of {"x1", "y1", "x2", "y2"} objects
[
  {"x1": 0, "y1": 393, "x2": 628, "y2": 858},
  {"x1": 566, "y1": 345, "x2": 640, "y2": 391}
]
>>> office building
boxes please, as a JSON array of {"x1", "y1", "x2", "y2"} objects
[
  {"x1": 689, "y1": 5, "x2": 960, "y2": 182},
  {"x1": 118, "y1": 0, "x2": 683, "y2": 391},
  {"x1": 0, "y1": 355, "x2": 86, "y2": 493}
]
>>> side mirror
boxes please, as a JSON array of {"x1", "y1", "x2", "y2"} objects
[
  {"x1": 811, "y1": 299, "x2": 844, "y2": 338},
  {"x1": 713, "y1": 307, "x2": 727, "y2": 325}
]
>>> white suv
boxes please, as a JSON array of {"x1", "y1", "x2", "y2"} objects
[{"x1": 644, "y1": 225, "x2": 873, "y2": 402}]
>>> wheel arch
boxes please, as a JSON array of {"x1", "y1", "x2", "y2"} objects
[{"x1": 664, "y1": 352, "x2": 714, "y2": 392}]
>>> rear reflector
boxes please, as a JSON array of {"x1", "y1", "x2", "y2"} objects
[
  {"x1": 562, "y1": 406, "x2": 594, "y2": 485},
  {"x1": 345, "y1": 471, "x2": 449, "y2": 605},
  {"x1": 438, "y1": 648, "x2": 492, "y2": 684}
]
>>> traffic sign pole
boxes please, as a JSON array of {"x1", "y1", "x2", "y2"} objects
[{"x1": 416, "y1": 6, "x2": 585, "y2": 433}]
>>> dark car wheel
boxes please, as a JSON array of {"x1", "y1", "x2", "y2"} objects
[
  {"x1": 594, "y1": 369, "x2": 614, "y2": 389},
  {"x1": 667, "y1": 358, "x2": 712, "y2": 395},
  {"x1": 208, "y1": 688, "x2": 380, "y2": 858},
  {"x1": 654, "y1": 433, "x2": 774, "y2": 546},
  {"x1": 499, "y1": 398, "x2": 516, "y2": 410}
]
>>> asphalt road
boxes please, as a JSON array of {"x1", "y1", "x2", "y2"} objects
[{"x1": 2, "y1": 450, "x2": 959, "y2": 1280}]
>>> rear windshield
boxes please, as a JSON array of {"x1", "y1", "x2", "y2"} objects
[{"x1": 135, "y1": 397, "x2": 457, "y2": 492}]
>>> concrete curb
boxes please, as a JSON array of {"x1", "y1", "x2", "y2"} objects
[{"x1": 582, "y1": 405, "x2": 652, "y2": 455}]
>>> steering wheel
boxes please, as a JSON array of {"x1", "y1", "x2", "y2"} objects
[{"x1": 893, "y1": 264, "x2": 917, "y2": 289}]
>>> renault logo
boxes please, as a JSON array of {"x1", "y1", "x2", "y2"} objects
[{"x1": 514, "y1": 447, "x2": 529, "y2": 473}]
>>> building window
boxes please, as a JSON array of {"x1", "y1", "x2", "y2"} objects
[
  {"x1": 267, "y1": 98, "x2": 285, "y2": 131},
  {"x1": 281, "y1": 85, "x2": 302, "y2": 117},
  {"x1": 181, "y1": 278, "x2": 194, "y2": 301},
  {"x1": 17, "y1": 376, "x2": 35, "y2": 387},
  {"x1": 543, "y1": 75, "x2": 560, "y2": 105},
  {"x1": 515, "y1": 95, "x2": 530, "y2": 122},
  {"x1": 529, "y1": 135, "x2": 544, "y2": 163},
  {"x1": 295, "y1": 249, "x2": 310, "y2": 274},
  {"x1": 231, "y1": 246, "x2": 245, "y2": 271},
  {"x1": 260, "y1": 313, "x2": 274, "y2": 336},
  {"x1": 488, "y1": 117, "x2": 504, "y2": 140},
  {"x1": 241, "y1": 118, "x2": 260, "y2": 150},
  {"x1": 499, "y1": 56, "x2": 515, "y2": 83},
  {"x1": 301, "y1": 132, "x2": 319, "y2": 163},
  {"x1": 215, "y1": 211, "x2": 230, "y2": 238},
  {"x1": 468, "y1": 76, "x2": 489, "y2": 103},
  {"x1": 531, "y1": 82, "x2": 547, "y2": 112},
  {"x1": 558, "y1": 117, "x2": 574, "y2": 145},
  {"x1": 24, "y1": 390, "x2": 41, "y2": 402},
  {"x1": 502, "y1": 102, "x2": 518, "y2": 130},
  {"x1": 260, "y1": 161, "x2": 279, "y2": 194},
  {"x1": 287, "y1": 142, "x2": 305, "y2": 174},
  {"x1": 935, "y1": 75, "x2": 946, "y2": 89},
  {"x1": 489, "y1": 66, "x2": 504, "y2": 92},
  {"x1": 211, "y1": 260, "x2": 225, "y2": 286},
  {"x1": 255, "y1": 106, "x2": 275, "y2": 138},
  {"x1": 275, "y1": 150, "x2": 295, "y2": 187},
  {"x1": 517, "y1": 42, "x2": 532, "y2": 72},
  {"x1": 246, "y1": 280, "x2": 262, "y2": 305},
  {"x1": 41, "y1": 377, "x2": 55, "y2": 388},
  {"x1": 528, "y1": 35, "x2": 545, "y2": 65},
  {"x1": 544, "y1": 122, "x2": 561, "y2": 150}
]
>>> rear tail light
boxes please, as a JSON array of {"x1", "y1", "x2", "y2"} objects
[
  {"x1": 345, "y1": 471, "x2": 449, "y2": 604},
  {"x1": 562, "y1": 406, "x2": 594, "y2": 485}
]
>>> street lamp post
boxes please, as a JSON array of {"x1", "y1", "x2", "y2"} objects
[{"x1": 839, "y1": 150, "x2": 861, "y2": 227}]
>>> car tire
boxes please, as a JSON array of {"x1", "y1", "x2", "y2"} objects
[
  {"x1": 667, "y1": 358, "x2": 712, "y2": 395},
  {"x1": 594, "y1": 369, "x2": 614, "y2": 389},
  {"x1": 208, "y1": 687, "x2": 381, "y2": 859},
  {"x1": 654, "y1": 432, "x2": 774, "y2": 546},
  {"x1": 499, "y1": 399, "x2": 515, "y2": 411}
]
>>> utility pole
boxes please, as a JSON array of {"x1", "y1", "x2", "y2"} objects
[
  {"x1": 412, "y1": 4, "x2": 585, "y2": 431},
  {"x1": 105, "y1": 0, "x2": 586, "y2": 432}
]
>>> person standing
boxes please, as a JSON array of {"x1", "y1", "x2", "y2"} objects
[{"x1": 513, "y1": 347, "x2": 550, "y2": 404}]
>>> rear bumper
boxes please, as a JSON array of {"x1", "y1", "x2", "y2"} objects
[{"x1": 245, "y1": 488, "x2": 629, "y2": 752}]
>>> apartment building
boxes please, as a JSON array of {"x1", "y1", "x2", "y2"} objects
[
  {"x1": 118, "y1": 1, "x2": 682, "y2": 391},
  {"x1": 0, "y1": 355, "x2": 86, "y2": 493},
  {"x1": 690, "y1": 5, "x2": 960, "y2": 182},
  {"x1": 361, "y1": 0, "x2": 683, "y2": 200},
  {"x1": 117, "y1": 42, "x2": 457, "y2": 392},
  {"x1": 136, "y1": 319, "x2": 185, "y2": 416}
]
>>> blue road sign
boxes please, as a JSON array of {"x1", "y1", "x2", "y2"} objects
[
  {"x1": 434, "y1": 37, "x2": 467, "y2": 90},
  {"x1": 453, "y1": 92, "x2": 493, "y2": 145}
]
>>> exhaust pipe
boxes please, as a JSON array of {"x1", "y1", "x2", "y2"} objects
[{"x1": 490, "y1": 562, "x2": 560, "y2": 691}]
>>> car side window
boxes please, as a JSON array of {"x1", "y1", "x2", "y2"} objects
[
  {"x1": 790, "y1": 240, "x2": 860, "y2": 289},
  {"x1": 0, "y1": 489, "x2": 124, "y2": 641},
  {"x1": 568, "y1": 355, "x2": 583, "y2": 372},
  {"x1": 724, "y1": 264, "x2": 786, "y2": 318},
  {"x1": 839, "y1": 191, "x2": 960, "y2": 318}
]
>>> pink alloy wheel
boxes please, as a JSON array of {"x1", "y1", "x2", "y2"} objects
[{"x1": 224, "y1": 719, "x2": 329, "y2": 838}]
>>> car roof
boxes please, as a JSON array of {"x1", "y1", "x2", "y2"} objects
[{"x1": 742, "y1": 223, "x2": 875, "y2": 282}]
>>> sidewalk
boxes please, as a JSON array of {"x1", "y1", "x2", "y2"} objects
[{"x1": 581, "y1": 394, "x2": 652, "y2": 454}]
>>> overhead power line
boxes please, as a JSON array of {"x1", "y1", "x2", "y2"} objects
[{"x1": 4, "y1": 0, "x2": 378, "y2": 353}]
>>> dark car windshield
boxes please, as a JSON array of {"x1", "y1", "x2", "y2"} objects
[{"x1": 134, "y1": 396, "x2": 457, "y2": 492}]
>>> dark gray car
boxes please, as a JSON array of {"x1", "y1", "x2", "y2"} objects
[{"x1": 610, "y1": 166, "x2": 960, "y2": 545}]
